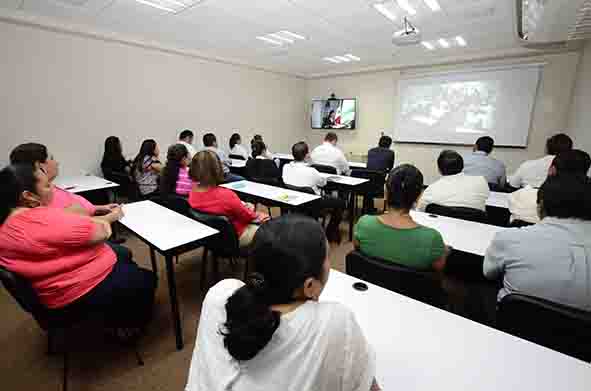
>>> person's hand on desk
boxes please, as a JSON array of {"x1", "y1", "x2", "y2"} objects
[
  {"x1": 254, "y1": 212, "x2": 271, "y2": 224},
  {"x1": 95, "y1": 203, "x2": 120, "y2": 215},
  {"x1": 95, "y1": 206, "x2": 125, "y2": 224}
]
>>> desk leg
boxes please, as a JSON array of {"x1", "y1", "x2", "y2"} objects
[
  {"x1": 164, "y1": 254, "x2": 183, "y2": 350},
  {"x1": 150, "y1": 247, "x2": 158, "y2": 276},
  {"x1": 348, "y1": 191, "x2": 356, "y2": 242}
]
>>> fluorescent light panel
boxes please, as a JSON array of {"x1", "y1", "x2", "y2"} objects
[
  {"x1": 256, "y1": 36, "x2": 283, "y2": 45},
  {"x1": 279, "y1": 31, "x2": 306, "y2": 40},
  {"x1": 134, "y1": 0, "x2": 196, "y2": 13},
  {"x1": 373, "y1": 3, "x2": 397, "y2": 22},
  {"x1": 135, "y1": 0, "x2": 176, "y2": 12},
  {"x1": 324, "y1": 57, "x2": 341, "y2": 63},
  {"x1": 397, "y1": 0, "x2": 417, "y2": 15},
  {"x1": 438, "y1": 38, "x2": 450, "y2": 48},
  {"x1": 423, "y1": 0, "x2": 441, "y2": 11},
  {"x1": 455, "y1": 35, "x2": 467, "y2": 46},
  {"x1": 334, "y1": 56, "x2": 352, "y2": 62},
  {"x1": 345, "y1": 54, "x2": 361, "y2": 61},
  {"x1": 421, "y1": 41, "x2": 435, "y2": 50},
  {"x1": 324, "y1": 54, "x2": 361, "y2": 64},
  {"x1": 268, "y1": 33, "x2": 294, "y2": 43}
]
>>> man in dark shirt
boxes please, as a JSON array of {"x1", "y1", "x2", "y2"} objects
[{"x1": 367, "y1": 135, "x2": 395, "y2": 172}]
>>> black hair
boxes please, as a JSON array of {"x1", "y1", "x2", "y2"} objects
[
  {"x1": 379, "y1": 135, "x2": 393, "y2": 149},
  {"x1": 552, "y1": 149, "x2": 591, "y2": 176},
  {"x1": 229, "y1": 133, "x2": 241, "y2": 150},
  {"x1": 251, "y1": 134, "x2": 263, "y2": 147},
  {"x1": 538, "y1": 174, "x2": 591, "y2": 220},
  {"x1": 179, "y1": 129, "x2": 194, "y2": 141},
  {"x1": 325, "y1": 132, "x2": 338, "y2": 142},
  {"x1": 475, "y1": 136, "x2": 494, "y2": 154},
  {"x1": 251, "y1": 140, "x2": 267, "y2": 158},
  {"x1": 292, "y1": 142, "x2": 309, "y2": 162},
  {"x1": 437, "y1": 150, "x2": 464, "y2": 176},
  {"x1": 0, "y1": 164, "x2": 38, "y2": 224},
  {"x1": 101, "y1": 136, "x2": 124, "y2": 166},
  {"x1": 546, "y1": 133, "x2": 573, "y2": 156},
  {"x1": 132, "y1": 139, "x2": 157, "y2": 176},
  {"x1": 9, "y1": 143, "x2": 48, "y2": 166},
  {"x1": 203, "y1": 133, "x2": 217, "y2": 147},
  {"x1": 160, "y1": 144, "x2": 189, "y2": 196},
  {"x1": 222, "y1": 215, "x2": 327, "y2": 361},
  {"x1": 387, "y1": 164, "x2": 424, "y2": 210}
]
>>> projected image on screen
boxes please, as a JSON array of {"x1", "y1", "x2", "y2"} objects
[
  {"x1": 396, "y1": 66, "x2": 541, "y2": 147},
  {"x1": 402, "y1": 81, "x2": 499, "y2": 135}
]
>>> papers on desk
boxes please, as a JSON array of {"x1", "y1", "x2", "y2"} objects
[
  {"x1": 222, "y1": 180, "x2": 319, "y2": 206},
  {"x1": 53, "y1": 175, "x2": 119, "y2": 194}
]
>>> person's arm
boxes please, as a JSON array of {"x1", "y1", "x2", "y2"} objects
[
  {"x1": 339, "y1": 151, "x2": 351, "y2": 176},
  {"x1": 508, "y1": 164, "x2": 523, "y2": 189},
  {"x1": 38, "y1": 209, "x2": 111, "y2": 247},
  {"x1": 93, "y1": 206, "x2": 124, "y2": 225},
  {"x1": 314, "y1": 169, "x2": 328, "y2": 188},
  {"x1": 88, "y1": 218, "x2": 112, "y2": 244},
  {"x1": 429, "y1": 231, "x2": 449, "y2": 272},
  {"x1": 483, "y1": 232, "x2": 509, "y2": 280},
  {"x1": 150, "y1": 160, "x2": 163, "y2": 173},
  {"x1": 94, "y1": 203, "x2": 120, "y2": 215},
  {"x1": 64, "y1": 203, "x2": 91, "y2": 216},
  {"x1": 226, "y1": 190, "x2": 257, "y2": 223},
  {"x1": 416, "y1": 187, "x2": 434, "y2": 211}
]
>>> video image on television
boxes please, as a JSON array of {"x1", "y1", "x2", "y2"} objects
[{"x1": 311, "y1": 99, "x2": 356, "y2": 130}]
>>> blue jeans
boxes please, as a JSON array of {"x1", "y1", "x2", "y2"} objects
[{"x1": 224, "y1": 173, "x2": 245, "y2": 183}]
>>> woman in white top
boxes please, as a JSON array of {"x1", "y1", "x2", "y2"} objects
[
  {"x1": 229, "y1": 133, "x2": 249, "y2": 160},
  {"x1": 185, "y1": 215, "x2": 379, "y2": 391}
]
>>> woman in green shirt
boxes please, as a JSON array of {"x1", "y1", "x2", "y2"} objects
[{"x1": 354, "y1": 164, "x2": 448, "y2": 271}]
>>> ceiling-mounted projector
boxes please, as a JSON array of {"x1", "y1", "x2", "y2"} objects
[{"x1": 392, "y1": 17, "x2": 422, "y2": 46}]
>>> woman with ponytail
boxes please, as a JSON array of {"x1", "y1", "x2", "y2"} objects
[
  {"x1": 160, "y1": 144, "x2": 191, "y2": 197},
  {"x1": 354, "y1": 164, "x2": 449, "y2": 271},
  {"x1": 185, "y1": 214, "x2": 380, "y2": 391}
]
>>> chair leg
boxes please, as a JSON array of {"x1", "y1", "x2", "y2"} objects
[
  {"x1": 267, "y1": 206, "x2": 273, "y2": 218},
  {"x1": 200, "y1": 247, "x2": 209, "y2": 291},
  {"x1": 213, "y1": 254, "x2": 220, "y2": 285},
  {"x1": 243, "y1": 258, "x2": 249, "y2": 281},
  {"x1": 47, "y1": 330, "x2": 55, "y2": 356},
  {"x1": 133, "y1": 343, "x2": 145, "y2": 366},
  {"x1": 63, "y1": 350, "x2": 68, "y2": 391}
]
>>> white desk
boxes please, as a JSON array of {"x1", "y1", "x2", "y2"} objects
[
  {"x1": 53, "y1": 175, "x2": 119, "y2": 194},
  {"x1": 486, "y1": 191, "x2": 510, "y2": 209},
  {"x1": 349, "y1": 161, "x2": 367, "y2": 169},
  {"x1": 221, "y1": 180, "x2": 320, "y2": 207},
  {"x1": 411, "y1": 211, "x2": 505, "y2": 256},
  {"x1": 274, "y1": 153, "x2": 367, "y2": 169},
  {"x1": 119, "y1": 201, "x2": 219, "y2": 350},
  {"x1": 322, "y1": 271, "x2": 591, "y2": 391},
  {"x1": 319, "y1": 172, "x2": 369, "y2": 186},
  {"x1": 229, "y1": 158, "x2": 247, "y2": 168}
]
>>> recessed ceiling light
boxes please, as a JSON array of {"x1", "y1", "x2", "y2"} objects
[
  {"x1": 423, "y1": 0, "x2": 441, "y2": 11},
  {"x1": 256, "y1": 36, "x2": 283, "y2": 45},
  {"x1": 373, "y1": 3, "x2": 397, "y2": 22},
  {"x1": 438, "y1": 38, "x2": 450, "y2": 48},
  {"x1": 334, "y1": 56, "x2": 352, "y2": 62},
  {"x1": 345, "y1": 54, "x2": 361, "y2": 61},
  {"x1": 268, "y1": 33, "x2": 294, "y2": 43},
  {"x1": 455, "y1": 35, "x2": 467, "y2": 46},
  {"x1": 421, "y1": 41, "x2": 435, "y2": 50},
  {"x1": 324, "y1": 57, "x2": 341, "y2": 63},
  {"x1": 135, "y1": 0, "x2": 176, "y2": 13},
  {"x1": 397, "y1": 0, "x2": 417, "y2": 16},
  {"x1": 279, "y1": 31, "x2": 306, "y2": 40}
]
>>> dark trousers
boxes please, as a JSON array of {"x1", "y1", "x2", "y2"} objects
[
  {"x1": 307, "y1": 196, "x2": 345, "y2": 242},
  {"x1": 51, "y1": 243, "x2": 157, "y2": 328}
]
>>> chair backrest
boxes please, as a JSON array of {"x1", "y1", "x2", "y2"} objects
[
  {"x1": 246, "y1": 159, "x2": 282, "y2": 187},
  {"x1": 345, "y1": 250, "x2": 445, "y2": 308},
  {"x1": 283, "y1": 183, "x2": 316, "y2": 195},
  {"x1": 311, "y1": 164, "x2": 337, "y2": 175},
  {"x1": 152, "y1": 195, "x2": 190, "y2": 216},
  {"x1": 0, "y1": 265, "x2": 49, "y2": 329},
  {"x1": 425, "y1": 203, "x2": 489, "y2": 224},
  {"x1": 229, "y1": 154, "x2": 246, "y2": 161},
  {"x1": 188, "y1": 209, "x2": 240, "y2": 257},
  {"x1": 351, "y1": 168, "x2": 387, "y2": 196},
  {"x1": 497, "y1": 294, "x2": 591, "y2": 362},
  {"x1": 509, "y1": 219, "x2": 535, "y2": 228}
]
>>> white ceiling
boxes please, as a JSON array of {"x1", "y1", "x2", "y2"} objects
[{"x1": 1, "y1": 0, "x2": 540, "y2": 77}]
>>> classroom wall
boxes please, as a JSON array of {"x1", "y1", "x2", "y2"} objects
[
  {"x1": 568, "y1": 40, "x2": 591, "y2": 153},
  {"x1": 0, "y1": 20, "x2": 306, "y2": 176},
  {"x1": 304, "y1": 52, "x2": 581, "y2": 184}
]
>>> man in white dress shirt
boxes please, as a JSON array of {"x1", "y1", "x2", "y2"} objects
[
  {"x1": 310, "y1": 132, "x2": 351, "y2": 176},
  {"x1": 417, "y1": 150, "x2": 490, "y2": 212},
  {"x1": 178, "y1": 129, "x2": 197, "y2": 158},
  {"x1": 508, "y1": 133, "x2": 573, "y2": 189}
]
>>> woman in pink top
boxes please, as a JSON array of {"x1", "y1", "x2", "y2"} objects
[
  {"x1": 160, "y1": 143, "x2": 193, "y2": 197},
  {"x1": 9, "y1": 143, "x2": 119, "y2": 216},
  {"x1": 0, "y1": 164, "x2": 156, "y2": 331}
]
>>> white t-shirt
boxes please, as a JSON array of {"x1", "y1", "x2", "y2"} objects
[
  {"x1": 508, "y1": 186, "x2": 540, "y2": 224},
  {"x1": 311, "y1": 142, "x2": 351, "y2": 176},
  {"x1": 230, "y1": 144, "x2": 250, "y2": 160},
  {"x1": 185, "y1": 279, "x2": 375, "y2": 391},
  {"x1": 178, "y1": 141, "x2": 197, "y2": 158},
  {"x1": 508, "y1": 155, "x2": 554, "y2": 189},
  {"x1": 417, "y1": 172, "x2": 490, "y2": 212},
  {"x1": 282, "y1": 161, "x2": 327, "y2": 195}
]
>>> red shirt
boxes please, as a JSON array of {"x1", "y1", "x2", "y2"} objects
[
  {"x1": 0, "y1": 208, "x2": 116, "y2": 309},
  {"x1": 188, "y1": 187, "x2": 256, "y2": 237},
  {"x1": 49, "y1": 186, "x2": 97, "y2": 216}
]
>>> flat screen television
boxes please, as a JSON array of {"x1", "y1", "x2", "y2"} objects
[{"x1": 311, "y1": 99, "x2": 357, "y2": 130}]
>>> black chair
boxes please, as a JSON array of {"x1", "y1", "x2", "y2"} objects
[
  {"x1": 497, "y1": 294, "x2": 591, "y2": 362},
  {"x1": 509, "y1": 219, "x2": 535, "y2": 228},
  {"x1": 311, "y1": 163, "x2": 337, "y2": 175},
  {"x1": 229, "y1": 154, "x2": 246, "y2": 161},
  {"x1": 351, "y1": 168, "x2": 387, "y2": 214},
  {"x1": 152, "y1": 194, "x2": 190, "y2": 216},
  {"x1": 345, "y1": 250, "x2": 446, "y2": 308},
  {"x1": 0, "y1": 266, "x2": 143, "y2": 391},
  {"x1": 188, "y1": 209, "x2": 249, "y2": 288},
  {"x1": 425, "y1": 204, "x2": 489, "y2": 224}
]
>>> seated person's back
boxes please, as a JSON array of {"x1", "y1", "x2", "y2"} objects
[
  {"x1": 418, "y1": 150, "x2": 490, "y2": 211},
  {"x1": 462, "y1": 136, "x2": 506, "y2": 187},
  {"x1": 246, "y1": 141, "x2": 281, "y2": 185},
  {"x1": 355, "y1": 165, "x2": 447, "y2": 271},
  {"x1": 185, "y1": 215, "x2": 377, "y2": 391},
  {"x1": 132, "y1": 139, "x2": 163, "y2": 196},
  {"x1": 484, "y1": 174, "x2": 591, "y2": 311},
  {"x1": 366, "y1": 136, "x2": 395, "y2": 172},
  {"x1": 160, "y1": 144, "x2": 192, "y2": 197},
  {"x1": 310, "y1": 132, "x2": 351, "y2": 175}
]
